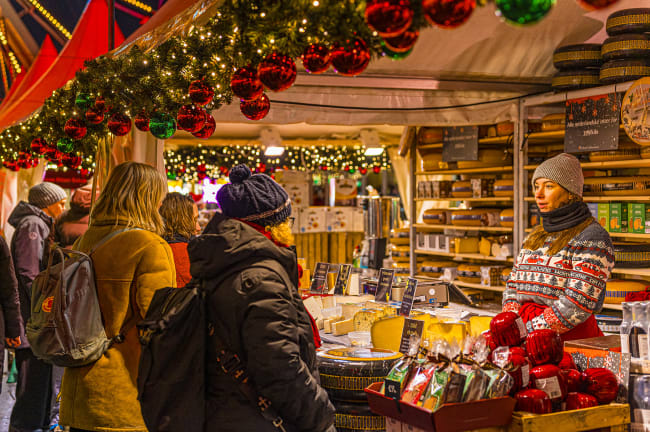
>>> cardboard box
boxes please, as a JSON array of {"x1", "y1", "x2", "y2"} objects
[
  {"x1": 610, "y1": 203, "x2": 628, "y2": 233},
  {"x1": 436, "y1": 235, "x2": 451, "y2": 253},
  {"x1": 326, "y1": 207, "x2": 354, "y2": 232},
  {"x1": 413, "y1": 282, "x2": 449, "y2": 305},
  {"x1": 598, "y1": 203, "x2": 610, "y2": 231},
  {"x1": 281, "y1": 182, "x2": 310, "y2": 208},
  {"x1": 629, "y1": 203, "x2": 646, "y2": 234},
  {"x1": 299, "y1": 207, "x2": 327, "y2": 233}
]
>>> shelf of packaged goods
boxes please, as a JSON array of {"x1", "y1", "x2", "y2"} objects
[
  {"x1": 525, "y1": 159, "x2": 650, "y2": 171},
  {"x1": 416, "y1": 165, "x2": 513, "y2": 176},
  {"x1": 526, "y1": 228, "x2": 650, "y2": 239},
  {"x1": 525, "y1": 196, "x2": 650, "y2": 202},
  {"x1": 602, "y1": 303, "x2": 623, "y2": 311},
  {"x1": 414, "y1": 249, "x2": 514, "y2": 263},
  {"x1": 414, "y1": 223, "x2": 513, "y2": 233},
  {"x1": 415, "y1": 197, "x2": 513, "y2": 202},
  {"x1": 452, "y1": 280, "x2": 506, "y2": 292},
  {"x1": 611, "y1": 267, "x2": 650, "y2": 277}
]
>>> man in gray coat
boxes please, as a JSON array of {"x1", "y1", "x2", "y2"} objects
[{"x1": 8, "y1": 182, "x2": 66, "y2": 432}]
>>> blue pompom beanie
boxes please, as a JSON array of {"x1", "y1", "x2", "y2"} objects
[{"x1": 217, "y1": 164, "x2": 292, "y2": 227}]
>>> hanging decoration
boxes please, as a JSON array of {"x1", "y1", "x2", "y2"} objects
[
  {"x1": 134, "y1": 111, "x2": 151, "y2": 131},
  {"x1": 75, "y1": 93, "x2": 92, "y2": 109},
  {"x1": 422, "y1": 0, "x2": 476, "y2": 28},
  {"x1": 576, "y1": 0, "x2": 619, "y2": 10},
  {"x1": 365, "y1": 0, "x2": 414, "y2": 37},
  {"x1": 149, "y1": 112, "x2": 177, "y2": 139},
  {"x1": 30, "y1": 138, "x2": 47, "y2": 155},
  {"x1": 331, "y1": 38, "x2": 371, "y2": 76},
  {"x1": 85, "y1": 107, "x2": 105, "y2": 125},
  {"x1": 188, "y1": 79, "x2": 215, "y2": 106},
  {"x1": 382, "y1": 45, "x2": 413, "y2": 60},
  {"x1": 62, "y1": 153, "x2": 82, "y2": 169},
  {"x1": 177, "y1": 105, "x2": 207, "y2": 132},
  {"x1": 56, "y1": 137, "x2": 75, "y2": 153},
  {"x1": 301, "y1": 44, "x2": 331, "y2": 74},
  {"x1": 231, "y1": 65, "x2": 264, "y2": 101},
  {"x1": 192, "y1": 114, "x2": 216, "y2": 139},
  {"x1": 107, "y1": 113, "x2": 132, "y2": 136},
  {"x1": 495, "y1": 0, "x2": 556, "y2": 25},
  {"x1": 383, "y1": 29, "x2": 419, "y2": 52},
  {"x1": 64, "y1": 118, "x2": 87, "y2": 140},
  {"x1": 94, "y1": 97, "x2": 107, "y2": 113},
  {"x1": 258, "y1": 53, "x2": 297, "y2": 92},
  {"x1": 240, "y1": 94, "x2": 270, "y2": 120}
]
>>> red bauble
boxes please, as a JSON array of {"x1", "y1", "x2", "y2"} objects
[
  {"x1": 257, "y1": 163, "x2": 266, "y2": 173},
  {"x1": 360, "y1": 167, "x2": 368, "y2": 175},
  {"x1": 135, "y1": 111, "x2": 150, "y2": 132},
  {"x1": 43, "y1": 146, "x2": 59, "y2": 160},
  {"x1": 422, "y1": 0, "x2": 476, "y2": 28},
  {"x1": 565, "y1": 392, "x2": 598, "y2": 410},
  {"x1": 108, "y1": 113, "x2": 132, "y2": 136},
  {"x1": 177, "y1": 105, "x2": 207, "y2": 133},
  {"x1": 189, "y1": 79, "x2": 215, "y2": 106},
  {"x1": 192, "y1": 114, "x2": 216, "y2": 139},
  {"x1": 373, "y1": 166, "x2": 381, "y2": 174},
  {"x1": 331, "y1": 39, "x2": 371, "y2": 77},
  {"x1": 2, "y1": 160, "x2": 19, "y2": 171},
  {"x1": 30, "y1": 138, "x2": 47, "y2": 155},
  {"x1": 530, "y1": 364, "x2": 567, "y2": 402},
  {"x1": 240, "y1": 94, "x2": 270, "y2": 121},
  {"x1": 515, "y1": 389, "x2": 552, "y2": 414},
  {"x1": 581, "y1": 368, "x2": 618, "y2": 404},
  {"x1": 561, "y1": 369, "x2": 583, "y2": 393},
  {"x1": 490, "y1": 312, "x2": 526, "y2": 347},
  {"x1": 29, "y1": 158, "x2": 39, "y2": 168},
  {"x1": 559, "y1": 352, "x2": 577, "y2": 370},
  {"x1": 365, "y1": 0, "x2": 414, "y2": 37},
  {"x1": 231, "y1": 65, "x2": 264, "y2": 101},
  {"x1": 576, "y1": 0, "x2": 620, "y2": 11},
  {"x1": 301, "y1": 44, "x2": 331, "y2": 74},
  {"x1": 64, "y1": 118, "x2": 87, "y2": 140},
  {"x1": 85, "y1": 107, "x2": 104, "y2": 124},
  {"x1": 62, "y1": 153, "x2": 82, "y2": 169},
  {"x1": 18, "y1": 151, "x2": 30, "y2": 161},
  {"x1": 383, "y1": 29, "x2": 419, "y2": 53},
  {"x1": 258, "y1": 53, "x2": 297, "y2": 92},
  {"x1": 526, "y1": 329, "x2": 563, "y2": 366},
  {"x1": 94, "y1": 97, "x2": 106, "y2": 112}
]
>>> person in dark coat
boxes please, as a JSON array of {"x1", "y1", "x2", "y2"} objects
[
  {"x1": 8, "y1": 182, "x2": 67, "y2": 432},
  {"x1": 188, "y1": 164, "x2": 335, "y2": 432},
  {"x1": 0, "y1": 234, "x2": 24, "y2": 392},
  {"x1": 54, "y1": 184, "x2": 94, "y2": 248}
]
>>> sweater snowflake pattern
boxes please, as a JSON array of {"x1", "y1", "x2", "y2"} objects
[{"x1": 503, "y1": 221, "x2": 614, "y2": 334}]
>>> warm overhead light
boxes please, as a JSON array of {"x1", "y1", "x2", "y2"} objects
[
  {"x1": 265, "y1": 146, "x2": 285, "y2": 156},
  {"x1": 364, "y1": 147, "x2": 384, "y2": 156}
]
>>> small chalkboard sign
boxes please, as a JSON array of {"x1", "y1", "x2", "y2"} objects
[
  {"x1": 334, "y1": 264, "x2": 352, "y2": 295},
  {"x1": 310, "y1": 262, "x2": 329, "y2": 293},
  {"x1": 399, "y1": 278, "x2": 418, "y2": 317},
  {"x1": 565, "y1": 93, "x2": 620, "y2": 153},
  {"x1": 442, "y1": 126, "x2": 479, "y2": 162},
  {"x1": 399, "y1": 318, "x2": 425, "y2": 355},
  {"x1": 375, "y1": 268, "x2": 394, "y2": 303},
  {"x1": 384, "y1": 379, "x2": 401, "y2": 400}
]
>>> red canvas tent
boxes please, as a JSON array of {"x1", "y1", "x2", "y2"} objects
[
  {"x1": 0, "y1": 35, "x2": 58, "y2": 111},
  {"x1": 0, "y1": 0, "x2": 124, "y2": 129}
]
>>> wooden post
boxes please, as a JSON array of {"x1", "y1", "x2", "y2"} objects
[{"x1": 108, "y1": 0, "x2": 115, "y2": 50}]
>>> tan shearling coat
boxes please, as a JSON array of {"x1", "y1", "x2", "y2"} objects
[{"x1": 60, "y1": 217, "x2": 176, "y2": 431}]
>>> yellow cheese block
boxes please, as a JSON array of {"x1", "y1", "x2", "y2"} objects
[
  {"x1": 371, "y1": 315, "x2": 406, "y2": 352},
  {"x1": 454, "y1": 237, "x2": 480, "y2": 254},
  {"x1": 332, "y1": 318, "x2": 355, "y2": 336},
  {"x1": 605, "y1": 279, "x2": 648, "y2": 304},
  {"x1": 340, "y1": 303, "x2": 363, "y2": 319},
  {"x1": 468, "y1": 316, "x2": 492, "y2": 337},
  {"x1": 425, "y1": 322, "x2": 467, "y2": 346},
  {"x1": 353, "y1": 309, "x2": 383, "y2": 331},
  {"x1": 479, "y1": 237, "x2": 494, "y2": 257},
  {"x1": 324, "y1": 316, "x2": 344, "y2": 333},
  {"x1": 457, "y1": 264, "x2": 482, "y2": 283}
]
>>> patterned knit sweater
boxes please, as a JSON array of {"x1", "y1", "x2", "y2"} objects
[{"x1": 503, "y1": 221, "x2": 614, "y2": 334}]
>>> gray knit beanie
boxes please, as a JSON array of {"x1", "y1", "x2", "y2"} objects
[
  {"x1": 532, "y1": 153, "x2": 583, "y2": 197},
  {"x1": 28, "y1": 182, "x2": 67, "y2": 209}
]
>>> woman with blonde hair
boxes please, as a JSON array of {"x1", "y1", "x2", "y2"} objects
[
  {"x1": 159, "y1": 192, "x2": 201, "y2": 287},
  {"x1": 59, "y1": 161, "x2": 176, "y2": 432}
]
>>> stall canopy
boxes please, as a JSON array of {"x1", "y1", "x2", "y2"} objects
[{"x1": 0, "y1": 0, "x2": 124, "y2": 129}]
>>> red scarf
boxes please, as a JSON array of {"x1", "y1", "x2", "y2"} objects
[{"x1": 236, "y1": 219, "x2": 289, "y2": 248}]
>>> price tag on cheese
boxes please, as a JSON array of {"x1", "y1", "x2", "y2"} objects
[
  {"x1": 310, "y1": 262, "x2": 329, "y2": 293},
  {"x1": 399, "y1": 278, "x2": 418, "y2": 317},
  {"x1": 375, "y1": 268, "x2": 395, "y2": 303},
  {"x1": 334, "y1": 264, "x2": 352, "y2": 295},
  {"x1": 399, "y1": 318, "x2": 425, "y2": 355}
]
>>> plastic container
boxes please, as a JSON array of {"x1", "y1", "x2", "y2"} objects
[{"x1": 348, "y1": 331, "x2": 372, "y2": 347}]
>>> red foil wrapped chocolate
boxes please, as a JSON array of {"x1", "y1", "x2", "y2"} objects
[
  {"x1": 490, "y1": 312, "x2": 527, "y2": 347},
  {"x1": 515, "y1": 388, "x2": 552, "y2": 414},
  {"x1": 530, "y1": 364, "x2": 567, "y2": 402},
  {"x1": 581, "y1": 368, "x2": 618, "y2": 404},
  {"x1": 565, "y1": 392, "x2": 598, "y2": 410},
  {"x1": 526, "y1": 329, "x2": 563, "y2": 366}
]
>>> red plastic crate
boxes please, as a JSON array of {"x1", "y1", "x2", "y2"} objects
[{"x1": 365, "y1": 382, "x2": 516, "y2": 432}]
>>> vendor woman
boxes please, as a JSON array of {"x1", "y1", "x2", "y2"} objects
[{"x1": 503, "y1": 153, "x2": 614, "y2": 341}]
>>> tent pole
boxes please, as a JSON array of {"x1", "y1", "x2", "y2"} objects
[{"x1": 108, "y1": 0, "x2": 115, "y2": 50}]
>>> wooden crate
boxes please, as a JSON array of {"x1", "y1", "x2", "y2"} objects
[{"x1": 505, "y1": 404, "x2": 630, "y2": 432}]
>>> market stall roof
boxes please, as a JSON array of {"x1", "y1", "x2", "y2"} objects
[{"x1": 0, "y1": 0, "x2": 124, "y2": 129}]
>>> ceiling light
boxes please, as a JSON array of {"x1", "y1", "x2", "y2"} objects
[
  {"x1": 364, "y1": 147, "x2": 384, "y2": 156},
  {"x1": 265, "y1": 146, "x2": 285, "y2": 156}
]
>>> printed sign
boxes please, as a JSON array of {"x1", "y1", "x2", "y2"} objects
[
  {"x1": 564, "y1": 92, "x2": 620, "y2": 153},
  {"x1": 375, "y1": 268, "x2": 395, "y2": 303},
  {"x1": 622, "y1": 77, "x2": 650, "y2": 146},
  {"x1": 442, "y1": 126, "x2": 479, "y2": 162},
  {"x1": 384, "y1": 379, "x2": 401, "y2": 400},
  {"x1": 399, "y1": 318, "x2": 425, "y2": 355},
  {"x1": 334, "y1": 264, "x2": 352, "y2": 295},
  {"x1": 310, "y1": 262, "x2": 329, "y2": 293},
  {"x1": 399, "y1": 278, "x2": 418, "y2": 317}
]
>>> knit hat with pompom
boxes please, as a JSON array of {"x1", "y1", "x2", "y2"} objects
[{"x1": 216, "y1": 164, "x2": 292, "y2": 226}]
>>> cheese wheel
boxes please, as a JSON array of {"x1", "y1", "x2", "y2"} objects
[
  {"x1": 497, "y1": 121, "x2": 514, "y2": 136},
  {"x1": 600, "y1": 59, "x2": 650, "y2": 84},
  {"x1": 450, "y1": 209, "x2": 501, "y2": 227},
  {"x1": 542, "y1": 113, "x2": 565, "y2": 132},
  {"x1": 606, "y1": 8, "x2": 650, "y2": 36},
  {"x1": 553, "y1": 43, "x2": 603, "y2": 70},
  {"x1": 642, "y1": 147, "x2": 650, "y2": 159},
  {"x1": 552, "y1": 69, "x2": 600, "y2": 91},
  {"x1": 417, "y1": 127, "x2": 444, "y2": 144},
  {"x1": 423, "y1": 209, "x2": 447, "y2": 225},
  {"x1": 417, "y1": 147, "x2": 443, "y2": 171},
  {"x1": 613, "y1": 242, "x2": 650, "y2": 268},
  {"x1": 420, "y1": 260, "x2": 455, "y2": 277},
  {"x1": 317, "y1": 348, "x2": 402, "y2": 403},
  {"x1": 494, "y1": 179, "x2": 514, "y2": 197},
  {"x1": 584, "y1": 176, "x2": 650, "y2": 196},
  {"x1": 501, "y1": 267, "x2": 512, "y2": 284},
  {"x1": 589, "y1": 142, "x2": 640, "y2": 162},
  {"x1": 389, "y1": 237, "x2": 409, "y2": 246},
  {"x1": 457, "y1": 264, "x2": 482, "y2": 283},
  {"x1": 457, "y1": 149, "x2": 512, "y2": 169},
  {"x1": 605, "y1": 279, "x2": 648, "y2": 304},
  {"x1": 333, "y1": 401, "x2": 385, "y2": 432},
  {"x1": 500, "y1": 208, "x2": 515, "y2": 227},
  {"x1": 392, "y1": 262, "x2": 410, "y2": 275},
  {"x1": 479, "y1": 237, "x2": 493, "y2": 257},
  {"x1": 451, "y1": 180, "x2": 473, "y2": 198},
  {"x1": 602, "y1": 34, "x2": 650, "y2": 62},
  {"x1": 391, "y1": 245, "x2": 410, "y2": 261}
]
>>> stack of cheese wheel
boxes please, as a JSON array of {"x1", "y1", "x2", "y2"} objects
[
  {"x1": 392, "y1": 261, "x2": 411, "y2": 275},
  {"x1": 417, "y1": 148, "x2": 443, "y2": 171},
  {"x1": 391, "y1": 245, "x2": 410, "y2": 262},
  {"x1": 601, "y1": 8, "x2": 650, "y2": 84},
  {"x1": 584, "y1": 176, "x2": 650, "y2": 196},
  {"x1": 419, "y1": 260, "x2": 455, "y2": 277},
  {"x1": 457, "y1": 149, "x2": 512, "y2": 169},
  {"x1": 589, "y1": 141, "x2": 640, "y2": 161},
  {"x1": 390, "y1": 228, "x2": 410, "y2": 245},
  {"x1": 613, "y1": 242, "x2": 650, "y2": 268},
  {"x1": 551, "y1": 42, "x2": 603, "y2": 91},
  {"x1": 417, "y1": 127, "x2": 444, "y2": 171},
  {"x1": 457, "y1": 264, "x2": 482, "y2": 284},
  {"x1": 499, "y1": 208, "x2": 515, "y2": 227},
  {"x1": 501, "y1": 267, "x2": 512, "y2": 285},
  {"x1": 451, "y1": 209, "x2": 501, "y2": 227},
  {"x1": 423, "y1": 209, "x2": 448, "y2": 225},
  {"x1": 451, "y1": 180, "x2": 472, "y2": 198},
  {"x1": 494, "y1": 179, "x2": 514, "y2": 197},
  {"x1": 605, "y1": 279, "x2": 649, "y2": 304},
  {"x1": 541, "y1": 113, "x2": 565, "y2": 132}
]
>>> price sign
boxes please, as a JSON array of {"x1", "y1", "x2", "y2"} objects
[
  {"x1": 334, "y1": 264, "x2": 352, "y2": 295},
  {"x1": 442, "y1": 126, "x2": 478, "y2": 162},
  {"x1": 384, "y1": 379, "x2": 401, "y2": 400},
  {"x1": 399, "y1": 318, "x2": 425, "y2": 355},
  {"x1": 565, "y1": 93, "x2": 620, "y2": 153},
  {"x1": 399, "y1": 278, "x2": 418, "y2": 317},
  {"x1": 375, "y1": 268, "x2": 395, "y2": 303},
  {"x1": 310, "y1": 262, "x2": 329, "y2": 293}
]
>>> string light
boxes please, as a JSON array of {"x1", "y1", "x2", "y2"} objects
[
  {"x1": 26, "y1": 0, "x2": 72, "y2": 39},
  {"x1": 119, "y1": 0, "x2": 153, "y2": 13}
]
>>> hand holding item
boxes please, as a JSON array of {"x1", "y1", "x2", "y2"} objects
[{"x1": 5, "y1": 337, "x2": 20, "y2": 348}]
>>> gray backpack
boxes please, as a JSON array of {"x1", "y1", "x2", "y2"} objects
[{"x1": 27, "y1": 228, "x2": 136, "y2": 367}]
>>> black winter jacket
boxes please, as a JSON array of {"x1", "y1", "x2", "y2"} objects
[
  {"x1": 188, "y1": 213, "x2": 335, "y2": 432},
  {"x1": 0, "y1": 235, "x2": 24, "y2": 389}
]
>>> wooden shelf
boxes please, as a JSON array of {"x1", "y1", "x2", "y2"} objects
[
  {"x1": 416, "y1": 165, "x2": 513, "y2": 175},
  {"x1": 414, "y1": 249, "x2": 513, "y2": 263},
  {"x1": 414, "y1": 223, "x2": 513, "y2": 233},
  {"x1": 612, "y1": 267, "x2": 650, "y2": 277},
  {"x1": 525, "y1": 196, "x2": 650, "y2": 202},
  {"x1": 525, "y1": 159, "x2": 650, "y2": 171},
  {"x1": 453, "y1": 280, "x2": 506, "y2": 292},
  {"x1": 526, "y1": 130, "x2": 566, "y2": 143},
  {"x1": 415, "y1": 196, "x2": 513, "y2": 202},
  {"x1": 415, "y1": 136, "x2": 512, "y2": 149},
  {"x1": 602, "y1": 303, "x2": 623, "y2": 311}
]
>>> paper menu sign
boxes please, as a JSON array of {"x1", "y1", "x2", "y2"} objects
[
  {"x1": 564, "y1": 92, "x2": 620, "y2": 153},
  {"x1": 399, "y1": 318, "x2": 425, "y2": 355},
  {"x1": 375, "y1": 268, "x2": 394, "y2": 303},
  {"x1": 334, "y1": 264, "x2": 352, "y2": 295},
  {"x1": 310, "y1": 262, "x2": 329, "y2": 293},
  {"x1": 398, "y1": 278, "x2": 418, "y2": 317}
]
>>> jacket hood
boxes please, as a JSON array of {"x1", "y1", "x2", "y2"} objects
[
  {"x1": 8, "y1": 201, "x2": 51, "y2": 228},
  {"x1": 188, "y1": 212, "x2": 296, "y2": 280}
]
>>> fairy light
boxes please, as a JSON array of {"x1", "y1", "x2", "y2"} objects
[
  {"x1": 26, "y1": 0, "x2": 72, "y2": 39},
  {"x1": 120, "y1": 0, "x2": 152, "y2": 13}
]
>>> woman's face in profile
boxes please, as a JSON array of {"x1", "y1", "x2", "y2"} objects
[
  {"x1": 534, "y1": 178, "x2": 571, "y2": 212},
  {"x1": 193, "y1": 204, "x2": 201, "y2": 235}
]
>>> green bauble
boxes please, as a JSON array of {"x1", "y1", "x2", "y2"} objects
[
  {"x1": 57, "y1": 137, "x2": 75, "y2": 153},
  {"x1": 495, "y1": 0, "x2": 555, "y2": 25},
  {"x1": 167, "y1": 171, "x2": 176, "y2": 180},
  {"x1": 381, "y1": 43, "x2": 413, "y2": 60},
  {"x1": 149, "y1": 113, "x2": 176, "y2": 139},
  {"x1": 75, "y1": 93, "x2": 92, "y2": 109}
]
